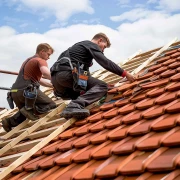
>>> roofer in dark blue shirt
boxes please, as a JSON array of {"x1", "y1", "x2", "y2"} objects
[{"x1": 50, "y1": 33, "x2": 135, "y2": 120}]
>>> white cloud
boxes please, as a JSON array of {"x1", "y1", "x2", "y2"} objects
[
  {"x1": 110, "y1": 8, "x2": 169, "y2": 22},
  {"x1": 157, "y1": 0, "x2": 180, "y2": 12},
  {"x1": 8, "y1": 0, "x2": 94, "y2": 21}
]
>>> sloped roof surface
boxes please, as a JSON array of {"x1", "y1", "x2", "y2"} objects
[{"x1": 0, "y1": 41, "x2": 180, "y2": 180}]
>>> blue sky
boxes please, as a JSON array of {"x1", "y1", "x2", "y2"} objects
[{"x1": 0, "y1": 0, "x2": 180, "y2": 108}]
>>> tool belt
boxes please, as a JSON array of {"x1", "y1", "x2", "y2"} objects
[
  {"x1": 58, "y1": 57, "x2": 89, "y2": 92},
  {"x1": 7, "y1": 83, "x2": 38, "y2": 110},
  {"x1": 23, "y1": 84, "x2": 37, "y2": 110}
]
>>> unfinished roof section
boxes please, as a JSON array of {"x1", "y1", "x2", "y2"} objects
[{"x1": 0, "y1": 38, "x2": 180, "y2": 180}]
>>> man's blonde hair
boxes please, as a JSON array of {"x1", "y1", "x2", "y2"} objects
[
  {"x1": 92, "y1": 33, "x2": 111, "y2": 48},
  {"x1": 36, "y1": 43, "x2": 54, "y2": 54}
]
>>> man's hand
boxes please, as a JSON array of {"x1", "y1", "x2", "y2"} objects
[{"x1": 126, "y1": 72, "x2": 136, "y2": 82}]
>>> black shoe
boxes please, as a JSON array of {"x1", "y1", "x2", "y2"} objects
[
  {"x1": 20, "y1": 107, "x2": 39, "y2": 121},
  {"x1": 2, "y1": 119, "x2": 12, "y2": 132},
  {"x1": 60, "y1": 107, "x2": 90, "y2": 120}
]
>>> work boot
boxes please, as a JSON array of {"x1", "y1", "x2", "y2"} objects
[
  {"x1": 2, "y1": 118, "x2": 12, "y2": 132},
  {"x1": 60, "y1": 104, "x2": 90, "y2": 120},
  {"x1": 20, "y1": 107, "x2": 39, "y2": 121}
]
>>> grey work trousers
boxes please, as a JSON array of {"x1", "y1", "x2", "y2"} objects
[
  {"x1": 9, "y1": 89, "x2": 56, "y2": 126},
  {"x1": 51, "y1": 70, "x2": 108, "y2": 108}
]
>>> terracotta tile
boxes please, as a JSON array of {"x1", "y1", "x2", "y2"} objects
[
  {"x1": 118, "y1": 103, "x2": 135, "y2": 115},
  {"x1": 140, "y1": 78, "x2": 169, "y2": 89},
  {"x1": 72, "y1": 145, "x2": 98, "y2": 163},
  {"x1": 139, "y1": 173, "x2": 170, "y2": 180},
  {"x1": 23, "y1": 155, "x2": 47, "y2": 171},
  {"x1": 114, "y1": 98, "x2": 129, "y2": 107},
  {"x1": 89, "y1": 119, "x2": 106, "y2": 132},
  {"x1": 161, "y1": 127, "x2": 180, "y2": 146},
  {"x1": 170, "y1": 72, "x2": 180, "y2": 81},
  {"x1": 108, "y1": 87, "x2": 119, "y2": 94},
  {"x1": 73, "y1": 133, "x2": 94, "y2": 148},
  {"x1": 165, "y1": 82, "x2": 180, "y2": 91},
  {"x1": 9, "y1": 172, "x2": 31, "y2": 180},
  {"x1": 136, "y1": 98, "x2": 155, "y2": 110},
  {"x1": 59, "y1": 127, "x2": 79, "y2": 140},
  {"x1": 169, "y1": 61, "x2": 180, "y2": 69},
  {"x1": 142, "y1": 105, "x2": 165, "y2": 119},
  {"x1": 177, "y1": 66, "x2": 180, "y2": 72},
  {"x1": 74, "y1": 123, "x2": 92, "y2": 136},
  {"x1": 100, "y1": 103, "x2": 115, "y2": 111},
  {"x1": 91, "y1": 141, "x2": 117, "y2": 159},
  {"x1": 52, "y1": 164, "x2": 83, "y2": 180},
  {"x1": 162, "y1": 170, "x2": 180, "y2": 180},
  {"x1": 55, "y1": 149, "x2": 78, "y2": 165},
  {"x1": 146, "y1": 147, "x2": 180, "y2": 172},
  {"x1": 148, "y1": 64, "x2": 161, "y2": 72},
  {"x1": 118, "y1": 151, "x2": 152, "y2": 175},
  {"x1": 29, "y1": 166, "x2": 60, "y2": 180},
  {"x1": 151, "y1": 114, "x2": 179, "y2": 131},
  {"x1": 75, "y1": 118, "x2": 88, "y2": 126},
  {"x1": 72, "y1": 160, "x2": 104, "y2": 180},
  {"x1": 39, "y1": 152, "x2": 62, "y2": 169},
  {"x1": 136, "y1": 131, "x2": 168, "y2": 151},
  {"x1": 130, "y1": 92, "x2": 147, "y2": 103},
  {"x1": 57, "y1": 136, "x2": 77, "y2": 152},
  {"x1": 162, "y1": 58, "x2": 176, "y2": 66},
  {"x1": 122, "y1": 110, "x2": 142, "y2": 124},
  {"x1": 104, "y1": 115, "x2": 123, "y2": 129},
  {"x1": 170, "y1": 51, "x2": 180, "y2": 58},
  {"x1": 90, "y1": 129, "x2": 111, "y2": 144},
  {"x1": 112, "y1": 136, "x2": 140, "y2": 155},
  {"x1": 32, "y1": 149, "x2": 43, "y2": 157},
  {"x1": 154, "y1": 66, "x2": 168, "y2": 75},
  {"x1": 160, "y1": 69, "x2": 177, "y2": 78},
  {"x1": 112, "y1": 93, "x2": 123, "y2": 100},
  {"x1": 95, "y1": 156, "x2": 128, "y2": 179},
  {"x1": 155, "y1": 91, "x2": 177, "y2": 105},
  {"x1": 90, "y1": 106, "x2": 101, "y2": 114},
  {"x1": 12, "y1": 159, "x2": 31, "y2": 173},
  {"x1": 40, "y1": 167, "x2": 65, "y2": 180},
  {"x1": 157, "y1": 56, "x2": 170, "y2": 63},
  {"x1": 42, "y1": 140, "x2": 62, "y2": 154},
  {"x1": 103, "y1": 107, "x2": 119, "y2": 119},
  {"x1": 87, "y1": 111, "x2": 104, "y2": 123},
  {"x1": 146, "y1": 87, "x2": 165, "y2": 98},
  {"x1": 123, "y1": 89, "x2": 133, "y2": 97},
  {"x1": 114, "y1": 176, "x2": 140, "y2": 180},
  {"x1": 137, "y1": 72, "x2": 154, "y2": 81},
  {"x1": 108, "y1": 125, "x2": 130, "y2": 140},
  {"x1": 128, "y1": 119, "x2": 155, "y2": 136},
  {"x1": 117, "y1": 82, "x2": 138, "y2": 92},
  {"x1": 165, "y1": 99, "x2": 180, "y2": 113},
  {"x1": 165, "y1": 49, "x2": 178, "y2": 56}
]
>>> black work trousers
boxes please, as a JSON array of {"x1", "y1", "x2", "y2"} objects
[
  {"x1": 8, "y1": 89, "x2": 56, "y2": 127},
  {"x1": 51, "y1": 70, "x2": 108, "y2": 108}
]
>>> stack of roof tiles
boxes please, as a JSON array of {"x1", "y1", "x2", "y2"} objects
[{"x1": 3, "y1": 46, "x2": 180, "y2": 180}]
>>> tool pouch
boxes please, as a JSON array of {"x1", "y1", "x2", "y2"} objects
[
  {"x1": 23, "y1": 85, "x2": 37, "y2": 110},
  {"x1": 72, "y1": 62, "x2": 89, "y2": 92},
  {"x1": 7, "y1": 92, "x2": 14, "y2": 109}
]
